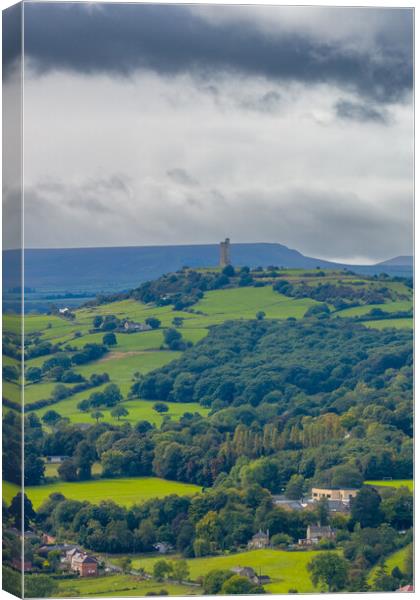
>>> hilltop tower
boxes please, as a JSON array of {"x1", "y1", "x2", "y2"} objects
[{"x1": 219, "y1": 238, "x2": 231, "y2": 267}]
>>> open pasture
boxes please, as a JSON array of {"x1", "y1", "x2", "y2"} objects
[
  {"x1": 368, "y1": 545, "x2": 411, "y2": 584},
  {"x1": 36, "y1": 397, "x2": 209, "y2": 427},
  {"x1": 57, "y1": 574, "x2": 202, "y2": 597},
  {"x1": 74, "y1": 350, "x2": 181, "y2": 393},
  {"x1": 3, "y1": 380, "x2": 21, "y2": 404},
  {"x1": 365, "y1": 479, "x2": 413, "y2": 491},
  {"x1": 335, "y1": 300, "x2": 412, "y2": 318},
  {"x1": 193, "y1": 287, "x2": 320, "y2": 321},
  {"x1": 363, "y1": 318, "x2": 412, "y2": 330},
  {"x1": 132, "y1": 548, "x2": 322, "y2": 593},
  {"x1": 7, "y1": 477, "x2": 202, "y2": 509}
]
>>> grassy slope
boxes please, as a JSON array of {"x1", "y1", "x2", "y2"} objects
[
  {"x1": 365, "y1": 480, "x2": 413, "y2": 492},
  {"x1": 36, "y1": 397, "x2": 209, "y2": 427},
  {"x1": 368, "y1": 546, "x2": 410, "y2": 584},
  {"x1": 131, "y1": 549, "x2": 322, "y2": 593},
  {"x1": 4, "y1": 477, "x2": 202, "y2": 509},
  {"x1": 336, "y1": 300, "x2": 412, "y2": 317},
  {"x1": 57, "y1": 574, "x2": 202, "y2": 597},
  {"x1": 17, "y1": 286, "x2": 323, "y2": 420}
]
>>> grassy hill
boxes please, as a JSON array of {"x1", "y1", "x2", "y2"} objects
[
  {"x1": 129, "y1": 548, "x2": 323, "y2": 593},
  {"x1": 2, "y1": 268, "x2": 412, "y2": 425},
  {"x1": 368, "y1": 545, "x2": 411, "y2": 585}
]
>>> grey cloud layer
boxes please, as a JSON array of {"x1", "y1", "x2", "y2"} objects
[
  {"x1": 21, "y1": 176, "x2": 412, "y2": 264},
  {"x1": 15, "y1": 5, "x2": 413, "y2": 261},
  {"x1": 18, "y1": 3, "x2": 413, "y2": 104}
]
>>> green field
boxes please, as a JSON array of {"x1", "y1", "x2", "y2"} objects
[
  {"x1": 368, "y1": 546, "x2": 410, "y2": 584},
  {"x1": 36, "y1": 397, "x2": 209, "y2": 427},
  {"x1": 56, "y1": 574, "x2": 202, "y2": 597},
  {"x1": 363, "y1": 318, "x2": 413, "y2": 330},
  {"x1": 336, "y1": 300, "x2": 412, "y2": 318},
  {"x1": 3, "y1": 477, "x2": 202, "y2": 509},
  {"x1": 365, "y1": 480, "x2": 413, "y2": 491},
  {"x1": 3, "y1": 380, "x2": 21, "y2": 404},
  {"x1": 3, "y1": 481, "x2": 20, "y2": 505},
  {"x1": 193, "y1": 287, "x2": 320, "y2": 322},
  {"x1": 24, "y1": 381, "x2": 77, "y2": 406},
  {"x1": 130, "y1": 549, "x2": 322, "y2": 593},
  {"x1": 18, "y1": 286, "x2": 327, "y2": 419}
]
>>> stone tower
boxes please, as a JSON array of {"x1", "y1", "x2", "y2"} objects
[{"x1": 219, "y1": 238, "x2": 231, "y2": 267}]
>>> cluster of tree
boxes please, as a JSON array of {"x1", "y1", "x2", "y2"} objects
[
  {"x1": 92, "y1": 314, "x2": 121, "y2": 331},
  {"x1": 71, "y1": 342, "x2": 108, "y2": 365},
  {"x1": 162, "y1": 328, "x2": 191, "y2": 351},
  {"x1": 273, "y1": 278, "x2": 410, "y2": 310},
  {"x1": 132, "y1": 317, "x2": 412, "y2": 423},
  {"x1": 353, "y1": 307, "x2": 413, "y2": 322},
  {"x1": 153, "y1": 559, "x2": 190, "y2": 583},
  {"x1": 2, "y1": 332, "x2": 22, "y2": 360},
  {"x1": 3, "y1": 364, "x2": 19, "y2": 381},
  {"x1": 202, "y1": 569, "x2": 264, "y2": 594},
  {"x1": 129, "y1": 266, "x2": 264, "y2": 310},
  {"x1": 77, "y1": 383, "x2": 123, "y2": 412}
]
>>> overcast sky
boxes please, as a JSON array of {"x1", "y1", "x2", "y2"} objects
[{"x1": 4, "y1": 3, "x2": 414, "y2": 263}]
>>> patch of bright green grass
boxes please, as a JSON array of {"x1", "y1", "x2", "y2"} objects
[
  {"x1": 4, "y1": 314, "x2": 22, "y2": 335},
  {"x1": 73, "y1": 351, "x2": 181, "y2": 394},
  {"x1": 22, "y1": 477, "x2": 202, "y2": 509},
  {"x1": 3, "y1": 380, "x2": 21, "y2": 404},
  {"x1": 368, "y1": 546, "x2": 410, "y2": 584},
  {"x1": 24, "y1": 381, "x2": 75, "y2": 406},
  {"x1": 36, "y1": 397, "x2": 209, "y2": 427},
  {"x1": 335, "y1": 300, "x2": 412, "y2": 318},
  {"x1": 363, "y1": 318, "x2": 412, "y2": 330},
  {"x1": 365, "y1": 480, "x2": 413, "y2": 492},
  {"x1": 193, "y1": 287, "x2": 320, "y2": 321},
  {"x1": 57, "y1": 574, "x2": 202, "y2": 597},
  {"x1": 2, "y1": 355, "x2": 20, "y2": 368},
  {"x1": 3, "y1": 480, "x2": 19, "y2": 505},
  {"x1": 132, "y1": 548, "x2": 323, "y2": 593}
]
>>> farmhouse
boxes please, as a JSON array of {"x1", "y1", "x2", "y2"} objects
[
  {"x1": 66, "y1": 548, "x2": 98, "y2": 577},
  {"x1": 71, "y1": 553, "x2": 98, "y2": 577},
  {"x1": 311, "y1": 487, "x2": 359, "y2": 503},
  {"x1": 299, "y1": 525, "x2": 336, "y2": 546},
  {"x1": 123, "y1": 320, "x2": 152, "y2": 333},
  {"x1": 247, "y1": 529, "x2": 270, "y2": 549}
]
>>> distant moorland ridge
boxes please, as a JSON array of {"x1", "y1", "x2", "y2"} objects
[{"x1": 3, "y1": 243, "x2": 413, "y2": 294}]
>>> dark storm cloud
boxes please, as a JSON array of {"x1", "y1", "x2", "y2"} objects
[
  {"x1": 2, "y1": 3, "x2": 22, "y2": 80},
  {"x1": 19, "y1": 3, "x2": 413, "y2": 103},
  {"x1": 335, "y1": 99, "x2": 389, "y2": 124}
]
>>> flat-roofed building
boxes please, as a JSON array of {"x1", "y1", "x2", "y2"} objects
[{"x1": 311, "y1": 487, "x2": 359, "y2": 503}]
